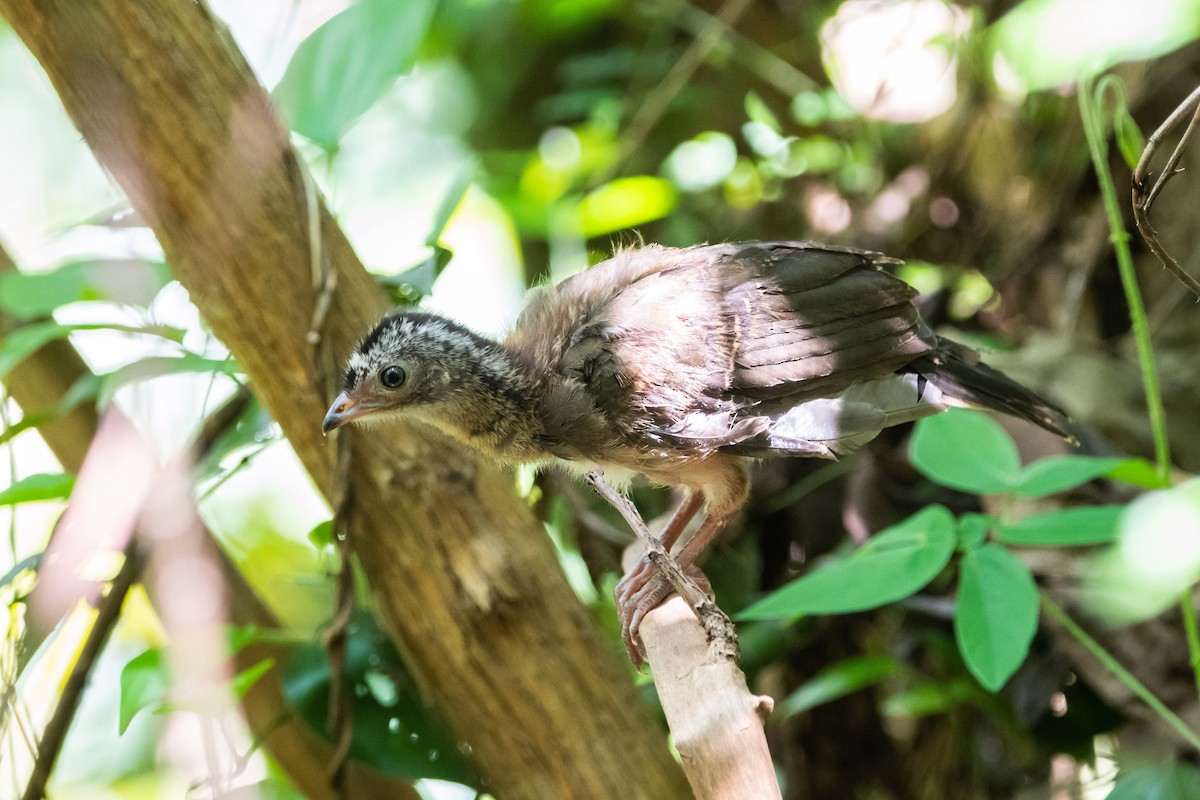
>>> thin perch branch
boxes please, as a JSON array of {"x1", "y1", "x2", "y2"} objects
[
  {"x1": 586, "y1": 471, "x2": 739, "y2": 665},
  {"x1": 1131, "y1": 83, "x2": 1200, "y2": 300},
  {"x1": 639, "y1": 597, "x2": 782, "y2": 800},
  {"x1": 598, "y1": 485, "x2": 779, "y2": 798},
  {"x1": 20, "y1": 546, "x2": 140, "y2": 800}
]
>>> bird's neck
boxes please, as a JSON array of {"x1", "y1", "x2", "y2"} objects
[{"x1": 416, "y1": 340, "x2": 545, "y2": 463}]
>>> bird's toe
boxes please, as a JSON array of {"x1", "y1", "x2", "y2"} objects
[
  {"x1": 615, "y1": 554, "x2": 656, "y2": 606},
  {"x1": 619, "y1": 573, "x2": 670, "y2": 666},
  {"x1": 615, "y1": 561, "x2": 714, "y2": 666}
]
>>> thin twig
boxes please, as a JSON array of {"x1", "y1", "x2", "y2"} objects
[
  {"x1": 20, "y1": 547, "x2": 140, "y2": 800},
  {"x1": 585, "y1": 472, "x2": 739, "y2": 664},
  {"x1": 1136, "y1": 84, "x2": 1200, "y2": 207},
  {"x1": 1131, "y1": 83, "x2": 1200, "y2": 299},
  {"x1": 300, "y1": 143, "x2": 358, "y2": 797},
  {"x1": 192, "y1": 385, "x2": 251, "y2": 457},
  {"x1": 19, "y1": 387, "x2": 260, "y2": 800},
  {"x1": 1041, "y1": 592, "x2": 1200, "y2": 752},
  {"x1": 593, "y1": 0, "x2": 754, "y2": 187},
  {"x1": 669, "y1": 0, "x2": 816, "y2": 98},
  {"x1": 2, "y1": 386, "x2": 18, "y2": 559},
  {"x1": 549, "y1": 472, "x2": 631, "y2": 546},
  {"x1": 1083, "y1": 76, "x2": 1200, "y2": 713},
  {"x1": 323, "y1": 446, "x2": 356, "y2": 796}
]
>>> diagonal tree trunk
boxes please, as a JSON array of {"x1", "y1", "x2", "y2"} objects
[{"x1": 0, "y1": 2, "x2": 689, "y2": 798}]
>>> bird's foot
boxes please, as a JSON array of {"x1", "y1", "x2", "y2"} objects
[{"x1": 615, "y1": 556, "x2": 737, "y2": 666}]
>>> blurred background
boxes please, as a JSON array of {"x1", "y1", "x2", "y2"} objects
[{"x1": 2, "y1": 0, "x2": 1200, "y2": 797}]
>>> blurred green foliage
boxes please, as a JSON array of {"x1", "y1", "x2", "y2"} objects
[{"x1": 742, "y1": 408, "x2": 1167, "y2": 694}]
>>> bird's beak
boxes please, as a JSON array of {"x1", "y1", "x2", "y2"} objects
[{"x1": 322, "y1": 391, "x2": 369, "y2": 434}]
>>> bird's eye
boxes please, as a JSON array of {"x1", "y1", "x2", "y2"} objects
[{"x1": 379, "y1": 365, "x2": 407, "y2": 389}]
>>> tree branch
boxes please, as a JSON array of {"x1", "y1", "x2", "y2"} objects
[
  {"x1": 20, "y1": 545, "x2": 139, "y2": 800},
  {"x1": 0, "y1": 243, "x2": 100, "y2": 468},
  {"x1": 594, "y1": 0, "x2": 754, "y2": 187},
  {"x1": 0, "y1": 2, "x2": 689, "y2": 796},
  {"x1": 640, "y1": 598, "x2": 782, "y2": 800},
  {"x1": 0, "y1": 239, "x2": 418, "y2": 800},
  {"x1": 1131, "y1": 83, "x2": 1200, "y2": 300}
]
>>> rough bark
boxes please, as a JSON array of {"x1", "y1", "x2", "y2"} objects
[
  {"x1": 0, "y1": 2, "x2": 689, "y2": 797},
  {"x1": 1, "y1": 242, "x2": 418, "y2": 800},
  {"x1": 641, "y1": 598, "x2": 782, "y2": 800},
  {"x1": 0, "y1": 245, "x2": 100, "y2": 464}
]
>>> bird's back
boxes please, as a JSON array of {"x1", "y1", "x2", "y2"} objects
[{"x1": 505, "y1": 241, "x2": 966, "y2": 463}]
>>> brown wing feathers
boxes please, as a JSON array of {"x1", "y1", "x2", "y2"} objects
[
  {"x1": 722, "y1": 244, "x2": 932, "y2": 401},
  {"x1": 505, "y1": 241, "x2": 1069, "y2": 462}
]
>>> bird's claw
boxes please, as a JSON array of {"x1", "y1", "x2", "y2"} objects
[{"x1": 615, "y1": 555, "x2": 713, "y2": 667}]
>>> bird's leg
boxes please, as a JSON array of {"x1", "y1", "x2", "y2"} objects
[
  {"x1": 584, "y1": 473, "x2": 731, "y2": 663},
  {"x1": 614, "y1": 490, "x2": 704, "y2": 607},
  {"x1": 673, "y1": 511, "x2": 728, "y2": 568},
  {"x1": 584, "y1": 471, "x2": 692, "y2": 593},
  {"x1": 618, "y1": 511, "x2": 738, "y2": 661}
]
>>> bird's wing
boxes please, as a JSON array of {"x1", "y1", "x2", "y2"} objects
[
  {"x1": 645, "y1": 242, "x2": 938, "y2": 455},
  {"x1": 720, "y1": 242, "x2": 932, "y2": 400},
  {"x1": 507, "y1": 242, "x2": 937, "y2": 460}
]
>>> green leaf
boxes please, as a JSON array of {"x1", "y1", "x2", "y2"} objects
[
  {"x1": 0, "y1": 258, "x2": 172, "y2": 318},
  {"x1": 910, "y1": 409, "x2": 1022, "y2": 494},
  {"x1": 1082, "y1": 481, "x2": 1200, "y2": 625},
  {"x1": 378, "y1": 243, "x2": 457, "y2": 303},
  {"x1": 306, "y1": 520, "x2": 333, "y2": 549},
  {"x1": 745, "y1": 91, "x2": 782, "y2": 133},
  {"x1": 998, "y1": 506, "x2": 1123, "y2": 546},
  {"x1": 1106, "y1": 457, "x2": 1167, "y2": 489},
  {"x1": 426, "y1": 159, "x2": 476, "y2": 249},
  {"x1": 96, "y1": 354, "x2": 241, "y2": 407},
  {"x1": 881, "y1": 678, "x2": 975, "y2": 718},
  {"x1": 195, "y1": 395, "x2": 276, "y2": 481},
  {"x1": 776, "y1": 655, "x2": 900, "y2": 719},
  {"x1": 1115, "y1": 107, "x2": 1146, "y2": 171},
  {"x1": 0, "y1": 321, "x2": 184, "y2": 381},
  {"x1": 0, "y1": 552, "x2": 42, "y2": 592},
  {"x1": 955, "y1": 544, "x2": 1038, "y2": 691},
  {"x1": 990, "y1": 0, "x2": 1200, "y2": 93},
  {"x1": 739, "y1": 505, "x2": 957, "y2": 619},
  {"x1": 227, "y1": 624, "x2": 263, "y2": 655},
  {"x1": 1015, "y1": 455, "x2": 1129, "y2": 497},
  {"x1": 119, "y1": 648, "x2": 170, "y2": 734},
  {"x1": 369, "y1": 163, "x2": 478, "y2": 302},
  {"x1": 0, "y1": 473, "x2": 74, "y2": 505},
  {"x1": 377, "y1": 263, "x2": 433, "y2": 304},
  {"x1": 282, "y1": 611, "x2": 476, "y2": 784},
  {"x1": 230, "y1": 658, "x2": 275, "y2": 699},
  {"x1": 0, "y1": 322, "x2": 81, "y2": 381},
  {"x1": 273, "y1": 0, "x2": 438, "y2": 147},
  {"x1": 373, "y1": 163, "x2": 479, "y2": 302},
  {"x1": 1107, "y1": 762, "x2": 1200, "y2": 800},
  {"x1": 574, "y1": 176, "x2": 677, "y2": 238},
  {"x1": 956, "y1": 513, "x2": 996, "y2": 552},
  {"x1": 0, "y1": 373, "x2": 101, "y2": 448}
]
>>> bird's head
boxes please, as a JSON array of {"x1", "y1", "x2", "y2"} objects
[{"x1": 322, "y1": 311, "x2": 497, "y2": 434}]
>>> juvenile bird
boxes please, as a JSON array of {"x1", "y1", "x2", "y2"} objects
[{"x1": 323, "y1": 241, "x2": 1070, "y2": 660}]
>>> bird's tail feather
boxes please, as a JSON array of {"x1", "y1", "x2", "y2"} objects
[{"x1": 909, "y1": 339, "x2": 1074, "y2": 442}]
